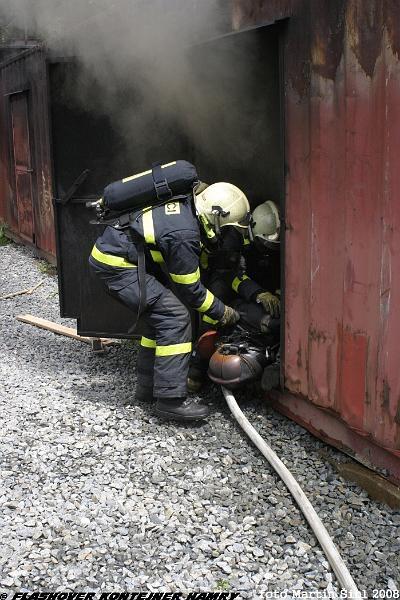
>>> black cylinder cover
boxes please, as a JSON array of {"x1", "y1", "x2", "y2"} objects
[{"x1": 103, "y1": 160, "x2": 198, "y2": 212}]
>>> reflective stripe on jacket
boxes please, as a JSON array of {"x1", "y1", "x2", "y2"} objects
[
  {"x1": 92, "y1": 197, "x2": 225, "y2": 322},
  {"x1": 230, "y1": 273, "x2": 262, "y2": 302}
]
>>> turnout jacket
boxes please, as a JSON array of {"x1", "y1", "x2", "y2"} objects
[
  {"x1": 92, "y1": 197, "x2": 225, "y2": 322},
  {"x1": 200, "y1": 226, "x2": 263, "y2": 303}
]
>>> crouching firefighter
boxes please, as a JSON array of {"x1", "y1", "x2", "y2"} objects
[
  {"x1": 88, "y1": 160, "x2": 250, "y2": 421},
  {"x1": 188, "y1": 199, "x2": 282, "y2": 392}
]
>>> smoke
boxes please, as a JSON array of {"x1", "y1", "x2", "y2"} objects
[
  {"x1": 0, "y1": 0, "x2": 232, "y2": 141},
  {"x1": 0, "y1": 0, "x2": 281, "y2": 199}
]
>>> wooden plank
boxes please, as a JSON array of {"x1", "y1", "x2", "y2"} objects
[
  {"x1": 16, "y1": 314, "x2": 115, "y2": 346},
  {"x1": 0, "y1": 280, "x2": 44, "y2": 300}
]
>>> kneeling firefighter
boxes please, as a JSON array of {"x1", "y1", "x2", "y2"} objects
[
  {"x1": 206, "y1": 200, "x2": 282, "y2": 390},
  {"x1": 88, "y1": 160, "x2": 250, "y2": 421},
  {"x1": 196, "y1": 194, "x2": 281, "y2": 323},
  {"x1": 188, "y1": 199, "x2": 282, "y2": 392}
]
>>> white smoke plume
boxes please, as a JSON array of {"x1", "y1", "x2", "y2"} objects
[
  {"x1": 0, "y1": 0, "x2": 234, "y2": 142},
  {"x1": 0, "y1": 1, "x2": 280, "y2": 200}
]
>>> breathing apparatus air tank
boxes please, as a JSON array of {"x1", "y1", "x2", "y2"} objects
[{"x1": 102, "y1": 160, "x2": 198, "y2": 212}]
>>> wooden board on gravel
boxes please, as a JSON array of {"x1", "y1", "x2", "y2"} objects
[{"x1": 16, "y1": 314, "x2": 115, "y2": 347}]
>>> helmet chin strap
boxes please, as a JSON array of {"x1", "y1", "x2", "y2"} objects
[
  {"x1": 212, "y1": 211, "x2": 221, "y2": 238},
  {"x1": 246, "y1": 212, "x2": 255, "y2": 242},
  {"x1": 211, "y1": 205, "x2": 230, "y2": 238}
]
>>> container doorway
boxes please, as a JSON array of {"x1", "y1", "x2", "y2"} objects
[
  {"x1": 188, "y1": 23, "x2": 285, "y2": 382},
  {"x1": 52, "y1": 22, "x2": 285, "y2": 347}
]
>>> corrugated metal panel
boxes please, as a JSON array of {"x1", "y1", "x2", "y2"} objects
[
  {"x1": 0, "y1": 47, "x2": 55, "y2": 257},
  {"x1": 233, "y1": 0, "x2": 400, "y2": 482},
  {"x1": 0, "y1": 68, "x2": 7, "y2": 225},
  {"x1": 10, "y1": 92, "x2": 35, "y2": 242}
]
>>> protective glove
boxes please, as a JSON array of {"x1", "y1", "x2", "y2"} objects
[
  {"x1": 219, "y1": 305, "x2": 240, "y2": 328},
  {"x1": 256, "y1": 291, "x2": 280, "y2": 318}
]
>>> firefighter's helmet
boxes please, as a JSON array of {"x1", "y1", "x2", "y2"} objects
[
  {"x1": 251, "y1": 200, "x2": 280, "y2": 250},
  {"x1": 194, "y1": 182, "x2": 250, "y2": 237},
  {"x1": 207, "y1": 340, "x2": 269, "y2": 389}
]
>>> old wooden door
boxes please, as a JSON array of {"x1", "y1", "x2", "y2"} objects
[{"x1": 10, "y1": 92, "x2": 35, "y2": 242}]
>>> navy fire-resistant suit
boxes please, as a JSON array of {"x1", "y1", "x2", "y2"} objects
[
  {"x1": 89, "y1": 197, "x2": 225, "y2": 398},
  {"x1": 188, "y1": 226, "x2": 280, "y2": 385},
  {"x1": 200, "y1": 226, "x2": 265, "y2": 328}
]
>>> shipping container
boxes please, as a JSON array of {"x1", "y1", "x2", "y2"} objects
[
  {"x1": 0, "y1": 0, "x2": 399, "y2": 483},
  {"x1": 232, "y1": 0, "x2": 400, "y2": 483},
  {"x1": 0, "y1": 45, "x2": 55, "y2": 259}
]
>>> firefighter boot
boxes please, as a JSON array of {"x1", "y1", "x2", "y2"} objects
[
  {"x1": 154, "y1": 397, "x2": 209, "y2": 421},
  {"x1": 134, "y1": 386, "x2": 154, "y2": 402}
]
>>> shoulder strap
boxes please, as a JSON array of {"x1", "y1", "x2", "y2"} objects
[
  {"x1": 126, "y1": 224, "x2": 147, "y2": 334},
  {"x1": 152, "y1": 162, "x2": 173, "y2": 201}
]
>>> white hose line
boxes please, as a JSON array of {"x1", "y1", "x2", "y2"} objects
[{"x1": 221, "y1": 386, "x2": 361, "y2": 597}]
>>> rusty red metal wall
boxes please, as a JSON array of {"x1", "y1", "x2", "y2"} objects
[
  {"x1": 0, "y1": 46, "x2": 55, "y2": 257},
  {"x1": 233, "y1": 0, "x2": 400, "y2": 483}
]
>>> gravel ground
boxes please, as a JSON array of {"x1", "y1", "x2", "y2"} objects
[{"x1": 0, "y1": 242, "x2": 399, "y2": 598}]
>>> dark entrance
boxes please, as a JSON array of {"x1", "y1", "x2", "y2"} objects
[
  {"x1": 10, "y1": 92, "x2": 35, "y2": 243},
  {"x1": 189, "y1": 24, "x2": 284, "y2": 207},
  {"x1": 52, "y1": 23, "x2": 284, "y2": 338}
]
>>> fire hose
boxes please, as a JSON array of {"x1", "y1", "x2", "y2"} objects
[{"x1": 221, "y1": 385, "x2": 361, "y2": 597}]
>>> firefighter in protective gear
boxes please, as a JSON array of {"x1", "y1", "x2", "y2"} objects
[
  {"x1": 249, "y1": 200, "x2": 281, "y2": 317},
  {"x1": 251, "y1": 200, "x2": 280, "y2": 251},
  {"x1": 198, "y1": 199, "x2": 281, "y2": 322},
  {"x1": 187, "y1": 199, "x2": 281, "y2": 392},
  {"x1": 236, "y1": 199, "x2": 281, "y2": 317},
  {"x1": 89, "y1": 178, "x2": 248, "y2": 422}
]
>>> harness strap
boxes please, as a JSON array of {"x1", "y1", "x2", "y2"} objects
[
  {"x1": 152, "y1": 161, "x2": 173, "y2": 201},
  {"x1": 127, "y1": 223, "x2": 147, "y2": 334}
]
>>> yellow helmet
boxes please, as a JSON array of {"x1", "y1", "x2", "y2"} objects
[
  {"x1": 251, "y1": 200, "x2": 280, "y2": 250},
  {"x1": 194, "y1": 182, "x2": 250, "y2": 234}
]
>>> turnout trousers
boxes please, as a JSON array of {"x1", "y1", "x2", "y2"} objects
[{"x1": 89, "y1": 257, "x2": 192, "y2": 398}]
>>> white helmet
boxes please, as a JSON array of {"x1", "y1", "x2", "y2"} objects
[
  {"x1": 194, "y1": 182, "x2": 250, "y2": 236},
  {"x1": 251, "y1": 200, "x2": 280, "y2": 250}
]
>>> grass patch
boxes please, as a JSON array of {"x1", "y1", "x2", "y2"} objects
[
  {"x1": 37, "y1": 260, "x2": 57, "y2": 277},
  {"x1": 0, "y1": 224, "x2": 12, "y2": 246},
  {"x1": 215, "y1": 579, "x2": 231, "y2": 591}
]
